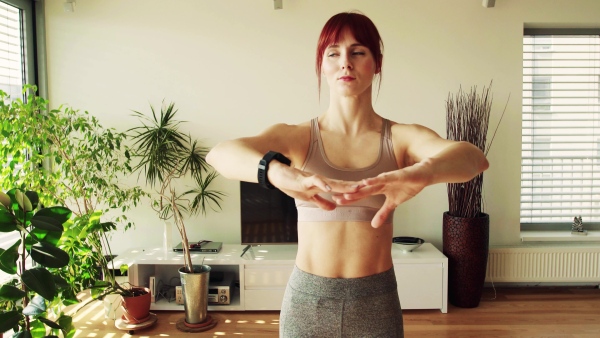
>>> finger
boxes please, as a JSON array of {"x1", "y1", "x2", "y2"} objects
[
  {"x1": 331, "y1": 193, "x2": 365, "y2": 205},
  {"x1": 362, "y1": 173, "x2": 393, "y2": 186},
  {"x1": 325, "y1": 179, "x2": 363, "y2": 193},
  {"x1": 341, "y1": 184, "x2": 383, "y2": 201},
  {"x1": 371, "y1": 202, "x2": 396, "y2": 228},
  {"x1": 306, "y1": 176, "x2": 333, "y2": 193},
  {"x1": 311, "y1": 194, "x2": 337, "y2": 211}
]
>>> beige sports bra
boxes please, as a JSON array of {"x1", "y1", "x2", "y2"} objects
[{"x1": 294, "y1": 118, "x2": 399, "y2": 224}]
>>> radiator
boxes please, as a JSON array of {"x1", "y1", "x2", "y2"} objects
[{"x1": 485, "y1": 246, "x2": 600, "y2": 283}]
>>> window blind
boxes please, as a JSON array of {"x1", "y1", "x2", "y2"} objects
[
  {"x1": 521, "y1": 30, "x2": 600, "y2": 226},
  {"x1": 0, "y1": 1, "x2": 23, "y2": 98},
  {"x1": 0, "y1": 1, "x2": 23, "y2": 283}
]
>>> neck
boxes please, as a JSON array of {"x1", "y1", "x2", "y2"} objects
[{"x1": 322, "y1": 89, "x2": 378, "y2": 135}]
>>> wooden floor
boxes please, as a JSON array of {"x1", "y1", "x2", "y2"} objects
[{"x1": 70, "y1": 286, "x2": 600, "y2": 337}]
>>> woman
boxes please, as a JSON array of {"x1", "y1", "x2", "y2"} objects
[{"x1": 207, "y1": 11, "x2": 488, "y2": 338}]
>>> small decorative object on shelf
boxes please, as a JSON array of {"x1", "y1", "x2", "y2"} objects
[{"x1": 571, "y1": 215, "x2": 588, "y2": 236}]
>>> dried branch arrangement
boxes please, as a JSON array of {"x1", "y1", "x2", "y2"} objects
[{"x1": 446, "y1": 83, "x2": 493, "y2": 218}]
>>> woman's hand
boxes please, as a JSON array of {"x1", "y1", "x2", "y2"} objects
[
  {"x1": 268, "y1": 161, "x2": 360, "y2": 210},
  {"x1": 332, "y1": 163, "x2": 433, "y2": 228}
]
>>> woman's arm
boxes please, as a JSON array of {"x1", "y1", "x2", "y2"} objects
[
  {"x1": 333, "y1": 124, "x2": 489, "y2": 227},
  {"x1": 207, "y1": 123, "x2": 359, "y2": 210},
  {"x1": 206, "y1": 123, "x2": 292, "y2": 183}
]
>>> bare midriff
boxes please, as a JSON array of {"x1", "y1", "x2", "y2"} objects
[{"x1": 295, "y1": 221, "x2": 393, "y2": 278}]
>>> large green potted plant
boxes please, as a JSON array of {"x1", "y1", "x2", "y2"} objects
[
  {"x1": 0, "y1": 86, "x2": 147, "y2": 305},
  {"x1": 0, "y1": 189, "x2": 75, "y2": 337},
  {"x1": 128, "y1": 102, "x2": 224, "y2": 326},
  {"x1": 443, "y1": 82, "x2": 506, "y2": 308}
]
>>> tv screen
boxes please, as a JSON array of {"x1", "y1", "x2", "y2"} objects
[{"x1": 240, "y1": 182, "x2": 298, "y2": 245}]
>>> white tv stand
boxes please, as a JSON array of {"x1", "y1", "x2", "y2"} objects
[{"x1": 124, "y1": 243, "x2": 447, "y2": 313}]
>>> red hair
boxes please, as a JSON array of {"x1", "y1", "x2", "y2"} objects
[{"x1": 316, "y1": 11, "x2": 384, "y2": 94}]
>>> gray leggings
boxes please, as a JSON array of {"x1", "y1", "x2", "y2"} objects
[{"x1": 280, "y1": 266, "x2": 404, "y2": 337}]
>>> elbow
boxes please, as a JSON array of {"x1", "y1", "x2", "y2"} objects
[
  {"x1": 480, "y1": 156, "x2": 490, "y2": 173},
  {"x1": 206, "y1": 142, "x2": 224, "y2": 167},
  {"x1": 206, "y1": 148, "x2": 216, "y2": 166}
]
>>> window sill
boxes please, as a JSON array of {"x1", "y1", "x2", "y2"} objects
[{"x1": 521, "y1": 230, "x2": 600, "y2": 242}]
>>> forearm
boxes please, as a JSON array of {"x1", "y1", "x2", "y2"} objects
[
  {"x1": 206, "y1": 139, "x2": 263, "y2": 183},
  {"x1": 417, "y1": 141, "x2": 489, "y2": 186}
]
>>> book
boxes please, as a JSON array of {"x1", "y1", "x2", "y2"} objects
[
  {"x1": 173, "y1": 241, "x2": 222, "y2": 253},
  {"x1": 149, "y1": 276, "x2": 156, "y2": 303}
]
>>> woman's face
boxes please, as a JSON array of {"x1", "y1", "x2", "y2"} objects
[{"x1": 321, "y1": 28, "x2": 378, "y2": 98}]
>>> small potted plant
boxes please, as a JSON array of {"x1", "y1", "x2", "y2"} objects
[{"x1": 128, "y1": 101, "x2": 224, "y2": 326}]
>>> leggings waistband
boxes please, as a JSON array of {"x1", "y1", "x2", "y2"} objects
[{"x1": 288, "y1": 265, "x2": 397, "y2": 299}]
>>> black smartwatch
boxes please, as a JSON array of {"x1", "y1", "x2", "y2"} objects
[{"x1": 258, "y1": 151, "x2": 291, "y2": 189}]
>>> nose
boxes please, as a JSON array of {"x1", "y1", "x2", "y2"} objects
[{"x1": 340, "y1": 54, "x2": 353, "y2": 70}]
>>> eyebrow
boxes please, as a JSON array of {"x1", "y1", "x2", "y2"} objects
[{"x1": 326, "y1": 43, "x2": 365, "y2": 49}]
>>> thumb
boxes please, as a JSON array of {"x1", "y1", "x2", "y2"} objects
[{"x1": 371, "y1": 202, "x2": 395, "y2": 228}]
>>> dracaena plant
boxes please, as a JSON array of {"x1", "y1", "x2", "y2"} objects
[
  {"x1": 0, "y1": 189, "x2": 75, "y2": 337},
  {"x1": 128, "y1": 101, "x2": 224, "y2": 273}
]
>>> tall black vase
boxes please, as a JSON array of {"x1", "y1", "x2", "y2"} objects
[{"x1": 442, "y1": 212, "x2": 489, "y2": 308}]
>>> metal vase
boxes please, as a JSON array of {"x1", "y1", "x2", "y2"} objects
[
  {"x1": 178, "y1": 265, "x2": 211, "y2": 324},
  {"x1": 442, "y1": 212, "x2": 489, "y2": 308}
]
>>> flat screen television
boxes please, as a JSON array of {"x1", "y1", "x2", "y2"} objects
[{"x1": 240, "y1": 182, "x2": 298, "y2": 245}]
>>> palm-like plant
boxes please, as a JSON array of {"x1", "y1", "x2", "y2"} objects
[{"x1": 128, "y1": 102, "x2": 224, "y2": 273}]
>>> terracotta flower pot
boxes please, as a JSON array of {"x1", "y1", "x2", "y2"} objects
[{"x1": 121, "y1": 287, "x2": 151, "y2": 323}]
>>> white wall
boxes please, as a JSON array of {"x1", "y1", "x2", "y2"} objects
[{"x1": 43, "y1": 0, "x2": 600, "y2": 254}]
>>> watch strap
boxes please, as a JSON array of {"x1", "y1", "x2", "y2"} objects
[{"x1": 258, "y1": 151, "x2": 291, "y2": 189}]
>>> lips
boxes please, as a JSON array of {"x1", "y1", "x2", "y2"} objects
[{"x1": 339, "y1": 76, "x2": 355, "y2": 81}]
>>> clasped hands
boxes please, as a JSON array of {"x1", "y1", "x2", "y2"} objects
[{"x1": 271, "y1": 164, "x2": 430, "y2": 228}]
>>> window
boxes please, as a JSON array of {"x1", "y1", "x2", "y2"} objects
[
  {"x1": 0, "y1": 0, "x2": 37, "y2": 283},
  {"x1": 521, "y1": 29, "x2": 600, "y2": 230}
]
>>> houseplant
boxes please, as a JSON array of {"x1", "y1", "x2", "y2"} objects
[
  {"x1": 0, "y1": 85, "x2": 147, "y2": 309},
  {"x1": 128, "y1": 101, "x2": 224, "y2": 326},
  {"x1": 443, "y1": 82, "x2": 506, "y2": 308},
  {"x1": 0, "y1": 189, "x2": 75, "y2": 337}
]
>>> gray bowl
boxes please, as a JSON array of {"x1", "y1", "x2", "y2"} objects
[{"x1": 392, "y1": 236, "x2": 424, "y2": 253}]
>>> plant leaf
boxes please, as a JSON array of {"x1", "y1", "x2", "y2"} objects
[
  {"x1": 30, "y1": 216, "x2": 64, "y2": 232},
  {"x1": 0, "y1": 239, "x2": 21, "y2": 274},
  {"x1": 11, "y1": 331, "x2": 33, "y2": 338},
  {"x1": 15, "y1": 189, "x2": 32, "y2": 212},
  {"x1": 38, "y1": 316, "x2": 62, "y2": 330},
  {"x1": 56, "y1": 312, "x2": 74, "y2": 338},
  {"x1": 0, "y1": 311, "x2": 21, "y2": 333},
  {"x1": 29, "y1": 320, "x2": 46, "y2": 337},
  {"x1": 23, "y1": 294, "x2": 46, "y2": 316},
  {"x1": 24, "y1": 191, "x2": 39, "y2": 210},
  {"x1": 22, "y1": 267, "x2": 56, "y2": 300},
  {"x1": 31, "y1": 206, "x2": 72, "y2": 230},
  {"x1": 0, "y1": 191, "x2": 10, "y2": 208},
  {"x1": 0, "y1": 206, "x2": 17, "y2": 232},
  {"x1": 31, "y1": 242, "x2": 70, "y2": 268},
  {"x1": 0, "y1": 284, "x2": 26, "y2": 301}
]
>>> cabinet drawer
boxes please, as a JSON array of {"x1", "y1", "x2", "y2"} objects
[
  {"x1": 244, "y1": 265, "x2": 294, "y2": 289},
  {"x1": 245, "y1": 289, "x2": 285, "y2": 310},
  {"x1": 394, "y1": 263, "x2": 443, "y2": 309}
]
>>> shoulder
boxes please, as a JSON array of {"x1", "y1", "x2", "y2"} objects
[
  {"x1": 259, "y1": 120, "x2": 311, "y2": 134},
  {"x1": 387, "y1": 121, "x2": 446, "y2": 166},
  {"x1": 255, "y1": 121, "x2": 312, "y2": 165},
  {"x1": 388, "y1": 121, "x2": 443, "y2": 143}
]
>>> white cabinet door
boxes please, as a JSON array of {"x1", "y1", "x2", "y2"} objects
[
  {"x1": 394, "y1": 263, "x2": 443, "y2": 310},
  {"x1": 244, "y1": 264, "x2": 294, "y2": 310}
]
